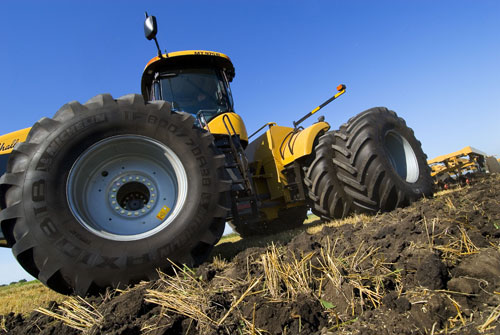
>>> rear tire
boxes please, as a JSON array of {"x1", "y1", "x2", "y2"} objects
[
  {"x1": 332, "y1": 107, "x2": 433, "y2": 213},
  {"x1": 0, "y1": 94, "x2": 230, "y2": 296},
  {"x1": 304, "y1": 132, "x2": 353, "y2": 221}
]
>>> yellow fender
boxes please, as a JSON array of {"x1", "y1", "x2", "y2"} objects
[
  {"x1": 0, "y1": 127, "x2": 31, "y2": 155},
  {"x1": 279, "y1": 122, "x2": 330, "y2": 166},
  {"x1": 247, "y1": 121, "x2": 330, "y2": 187},
  {"x1": 207, "y1": 112, "x2": 249, "y2": 145}
]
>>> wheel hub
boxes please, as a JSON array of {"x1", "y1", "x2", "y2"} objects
[{"x1": 108, "y1": 174, "x2": 156, "y2": 218}]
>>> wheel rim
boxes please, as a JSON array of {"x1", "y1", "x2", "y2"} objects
[
  {"x1": 384, "y1": 131, "x2": 419, "y2": 183},
  {"x1": 67, "y1": 135, "x2": 188, "y2": 241}
]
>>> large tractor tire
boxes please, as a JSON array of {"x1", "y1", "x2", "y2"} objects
[
  {"x1": 231, "y1": 206, "x2": 308, "y2": 238},
  {"x1": 332, "y1": 107, "x2": 433, "y2": 213},
  {"x1": 304, "y1": 132, "x2": 354, "y2": 221},
  {"x1": 0, "y1": 94, "x2": 230, "y2": 296}
]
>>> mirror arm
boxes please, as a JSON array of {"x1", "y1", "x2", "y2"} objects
[
  {"x1": 144, "y1": 12, "x2": 165, "y2": 58},
  {"x1": 154, "y1": 39, "x2": 164, "y2": 58}
]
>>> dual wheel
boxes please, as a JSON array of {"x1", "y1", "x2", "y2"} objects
[
  {"x1": 232, "y1": 107, "x2": 432, "y2": 237},
  {"x1": 305, "y1": 107, "x2": 433, "y2": 220}
]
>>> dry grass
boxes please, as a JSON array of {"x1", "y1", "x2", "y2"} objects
[
  {"x1": 7, "y1": 179, "x2": 497, "y2": 334},
  {"x1": 423, "y1": 214, "x2": 480, "y2": 265},
  {"x1": 478, "y1": 303, "x2": 500, "y2": 332},
  {"x1": 306, "y1": 213, "x2": 373, "y2": 235},
  {"x1": 145, "y1": 262, "x2": 264, "y2": 334},
  {"x1": 212, "y1": 255, "x2": 230, "y2": 271},
  {"x1": 433, "y1": 187, "x2": 464, "y2": 198},
  {"x1": 146, "y1": 235, "x2": 404, "y2": 334},
  {"x1": 0, "y1": 280, "x2": 66, "y2": 316},
  {"x1": 146, "y1": 203, "x2": 418, "y2": 333},
  {"x1": 36, "y1": 296, "x2": 103, "y2": 333},
  {"x1": 218, "y1": 232, "x2": 241, "y2": 244},
  {"x1": 260, "y1": 243, "x2": 314, "y2": 301},
  {"x1": 146, "y1": 264, "x2": 217, "y2": 327},
  {"x1": 149, "y1": 183, "x2": 482, "y2": 332},
  {"x1": 304, "y1": 213, "x2": 320, "y2": 224}
]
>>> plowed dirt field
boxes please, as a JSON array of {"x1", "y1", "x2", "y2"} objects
[{"x1": 2, "y1": 174, "x2": 500, "y2": 335}]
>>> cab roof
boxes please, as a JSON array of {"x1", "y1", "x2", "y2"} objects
[{"x1": 141, "y1": 50, "x2": 235, "y2": 98}]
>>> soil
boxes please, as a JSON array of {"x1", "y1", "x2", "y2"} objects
[{"x1": 2, "y1": 174, "x2": 500, "y2": 335}]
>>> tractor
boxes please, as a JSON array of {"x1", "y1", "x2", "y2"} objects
[{"x1": 0, "y1": 15, "x2": 433, "y2": 296}]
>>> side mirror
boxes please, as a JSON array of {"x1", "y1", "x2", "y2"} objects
[{"x1": 144, "y1": 15, "x2": 158, "y2": 41}]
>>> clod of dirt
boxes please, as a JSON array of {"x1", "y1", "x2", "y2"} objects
[
  {"x1": 409, "y1": 293, "x2": 454, "y2": 331},
  {"x1": 452, "y1": 248, "x2": 500, "y2": 285},
  {"x1": 415, "y1": 252, "x2": 448, "y2": 289},
  {"x1": 382, "y1": 292, "x2": 411, "y2": 312},
  {"x1": 95, "y1": 284, "x2": 160, "y2": 335},
  {"x1": 2, "y1": 311, "x2": 79, "y2": 335},
  {"x1": 447, "y1": 277, "x2": 479, "y2": 295}
]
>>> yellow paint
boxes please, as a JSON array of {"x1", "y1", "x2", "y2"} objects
[
  {"x1": 246, "y1": 130, "x2": 285, "y2": 201},
  {"x1": 265, "y1": 125, "x2": 292, "y2": 185},
  {"x1": 310, "y1": 88, "x2": 344, "y2": 116},
  {"x1": 207, "y1": 112, "x2": 249, "y2": 144},
  {"x1": 334, "y1": 89, "x2": 346, "y2": 99},
  {"x1": 246, "y1": 121, "x2": 329, "y2": 205},
  {"x1": 0, "y1": 127, "x2": 30, "y2": 155},
  {"x1": 156, "y1": 205, "x2": 171, "y2": 220},
  {"x1": 141, "y1": 49, "x2": 236, "y2": 99},
  {"x1": 144, "y1": 50, "x2": 232, "y2": 70},
  {"x1": 428, "y1": 146, "x2": 490, "y2": 177},
  {"x1": 427, "y1": 146, "x2": 487, "y2": 165},
  {"x1": 280, "y1": 122, "x2": 330, "y2": 166}
]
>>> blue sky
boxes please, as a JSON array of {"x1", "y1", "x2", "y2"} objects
[{"x1": 0, "y1": 1, "x2": 499, "y2": 284}]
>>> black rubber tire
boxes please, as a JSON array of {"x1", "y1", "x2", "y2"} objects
[
  {"x1": 331, "y1": 107, "x2": 433, "y2": 213},
  {"x1": 231, "y1": 206, "x2": 308, "y2": 238},
  {"x1": 304, "y1": 132, "x2": 353, "y2": 221},
  {"x1": 0, "y1": 94, "x2": 230, "y2": 296}
]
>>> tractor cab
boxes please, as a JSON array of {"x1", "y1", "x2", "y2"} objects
[
  {"x1": 142, "y1": 14, "x2": 236, "y2": 125},
  {"x1": 142, "y1": 14, "x2": 248, "y2": 145},
  {"x1": 141, "y1": 51, "x2": 236, "y2": 124}
]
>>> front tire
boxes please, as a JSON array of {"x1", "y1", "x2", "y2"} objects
[{"x1": 0, "y1": 94, "x2": 230, "y2": 296}]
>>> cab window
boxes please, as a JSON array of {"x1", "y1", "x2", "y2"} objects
[{"x1": 156, "y1": 68, "x2": 232, "y2": 122}]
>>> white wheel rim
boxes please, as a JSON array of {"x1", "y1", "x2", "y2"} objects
[
  {"x1": 384, "y1": 131, "x2": 419, "y2": 183},
  {"x1": 67, "y1": 135, "x2": 188, "y2": 241}
]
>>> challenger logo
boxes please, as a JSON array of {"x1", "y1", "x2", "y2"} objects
[
  {"x1": 193, "y1": 51, "x2": 221, "y2": 57},
  {"x1": 0, "y1": 139, "x2": 19, "y2": 153}
]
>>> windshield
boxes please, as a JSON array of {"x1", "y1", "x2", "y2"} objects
[{"x1": 155, "y1": 68, "x2": 233, "y2": 122}]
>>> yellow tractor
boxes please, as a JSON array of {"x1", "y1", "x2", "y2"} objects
[{"x1": 0, "y1": 15, "x2": 432, "y2": 296}]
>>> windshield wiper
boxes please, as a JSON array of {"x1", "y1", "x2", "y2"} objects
[{"x1": 159, "y1": 72, "x2": 178, "y2": 78}]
